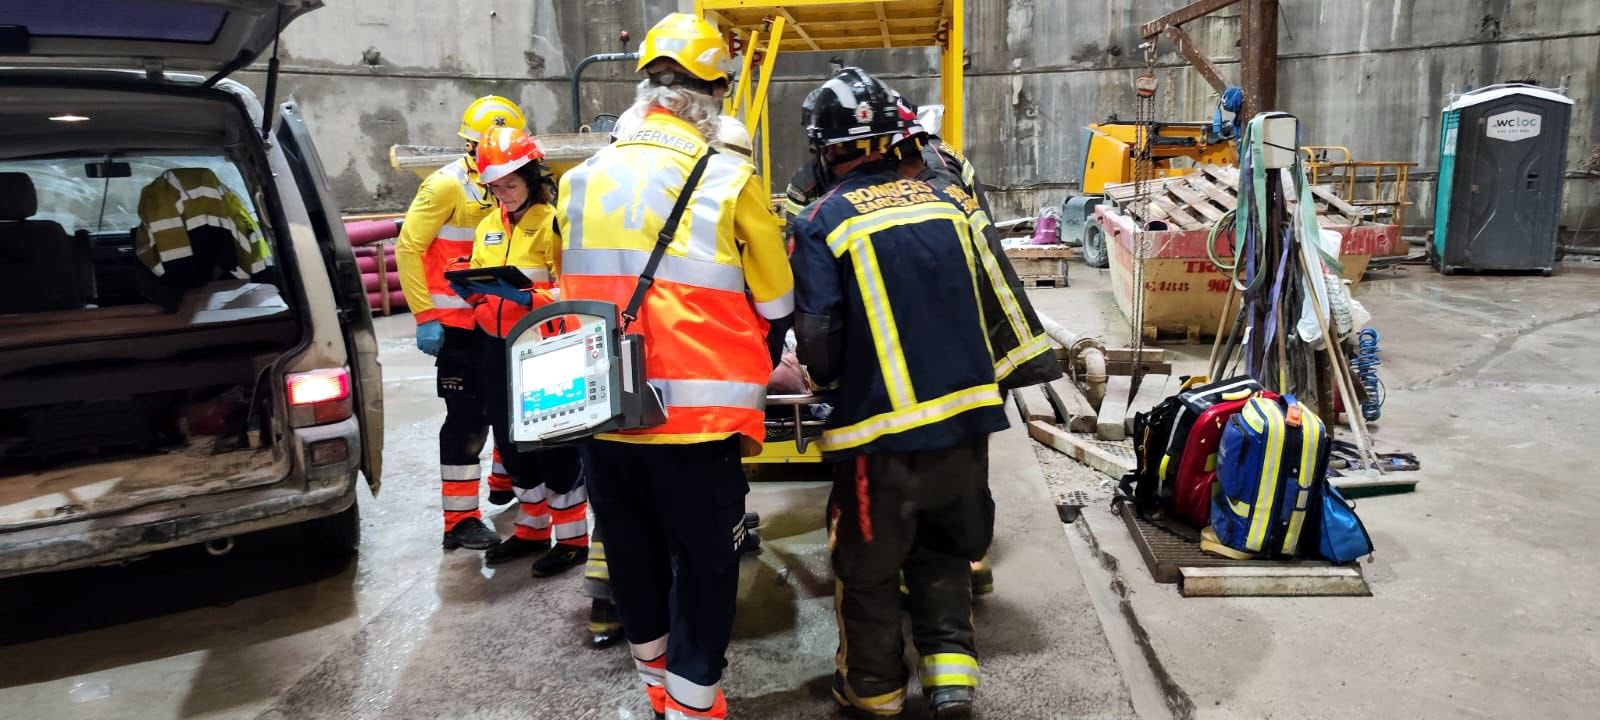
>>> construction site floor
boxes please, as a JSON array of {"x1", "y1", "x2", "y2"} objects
[
  {"x1": 0, "y1": 315, "x2": 1134, "y2": 719},
  {"x1": 1028, "y1": 258, "x2": 1600, "y2": 719}
]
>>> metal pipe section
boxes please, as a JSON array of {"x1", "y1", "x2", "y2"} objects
[
  {"x1": 570, "y1": 52, "x2": 640, "y2": 132},
  {"x1": 1037, "y1": 310, "x2": 1109, "y2": 409}
]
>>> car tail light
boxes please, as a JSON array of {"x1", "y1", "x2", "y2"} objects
[{"x1": 287, "y1": 368, "x2": 353, "y2": 427}]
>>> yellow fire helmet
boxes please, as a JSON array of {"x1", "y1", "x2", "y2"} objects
[
  {"x1": 458, "y1": 95, "x2": 528, "y2": 143},
  {"x1": 636, "y1": 13, "x2": 731, "y2": 83}
]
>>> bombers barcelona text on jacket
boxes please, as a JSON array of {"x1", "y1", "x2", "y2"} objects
[{"x1": 789, "y1": 163, "x2": 1010, "y2": 457}]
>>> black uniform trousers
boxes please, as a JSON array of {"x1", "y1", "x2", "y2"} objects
[
  {"x1": 436, "y1": 327, "x2": 490, "y2": 528},
  {"x1": 478, "y1": 333, "x2": 584, "y2": 503},
  {"x1": 581, "y1": 437, "x2": 749, "y2": 689},
  {"x1": 832, "y1": 436, "x2": 994, "y2": 701}
]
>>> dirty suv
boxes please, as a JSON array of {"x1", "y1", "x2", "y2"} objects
[{"x1": 0, "y1": 0, "x2": 383, "y2": 577}]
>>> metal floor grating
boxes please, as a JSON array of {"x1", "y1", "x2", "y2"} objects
[{"x1": 1116, "y1": 503, "x2": 1364, "y2": 586}]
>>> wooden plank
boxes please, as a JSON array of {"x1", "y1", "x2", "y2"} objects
[
  {"x1": 1096, "y1": 375, "x2": 1133, "y2": 441},
  {"x1": 1202, "y1": 164, "x2": 1241, "y2": 187},
  {"x1": 1044, "y1": 378, "x2": 1098, "y2": 433},
  {"x1": 1106, "y1": 360, "x2": 1174, "y2": 377},
  {"x1": 1179, "y1": 566, "x2": 1370, "y2": 597},
  {"x1": 1148, "y1": 195, "x2": 1204, "y2": 230},
  {"x1": 1185, "y1": 174, "x2": 1238, "y2": 209},
  {"x1": 1167, "y1": 182, "x2": 1228, "y2": 222},
  {"x1": 1028, "y1": 421, "x2": 1135, "y2": 479},
  {"x1": 1123, "y1": 374, "x2": 1173, "y2": 433},
  {"x1": 1308, "y1": 184, "x2": 1364, "y2": 221},
  {"x1": 1013, "y1": 386, "x2": 1057, "y2": 423},
  {"x1": 1105, "y1": 348, "x2": 1166, "y2": 363}
]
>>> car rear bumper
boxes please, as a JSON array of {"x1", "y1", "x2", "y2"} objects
[{"x1": 0, "y1": 417, "x2": 362, "y2": 579}]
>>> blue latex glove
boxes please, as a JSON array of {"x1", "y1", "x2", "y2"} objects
[
  {"x1": 415, "y1": 320, "x2": 444, "y2": 357},
  {"x1": 448, "y1": 281, "x2": 474, "y2": 300},
  {"x1": 479, "y1": 278, "x2": 533, "y2": 306}
]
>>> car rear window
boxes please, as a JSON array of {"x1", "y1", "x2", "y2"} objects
[
  {"x1": 5, "y1": 1, "x2": 228, "y2": 44},
  {"x1": 0, "y1": 155, "x2": 256, "y2": 234}
]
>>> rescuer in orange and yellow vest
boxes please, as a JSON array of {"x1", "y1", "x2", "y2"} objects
[
  {"x1": 396, "y1": 96, "x2": 526, "y2": 551},
  {"x1": 554, "y1": 13, "x2": 793, "y2": 720},
  {"x1": 445, "y1": 126, "x2": 593, "y2": 579}
]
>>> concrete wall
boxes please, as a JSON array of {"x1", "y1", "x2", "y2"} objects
[{"x1": 250, "y1": 0, "x2": 1599, "y2": 240}]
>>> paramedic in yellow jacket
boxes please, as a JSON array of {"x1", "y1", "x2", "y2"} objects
[
  {"x1": 396, "y1": 95, "x2": 526, "y2": 552},
  {"x1": 448, "y1": 126, "x2": 593, "y2": 580}
]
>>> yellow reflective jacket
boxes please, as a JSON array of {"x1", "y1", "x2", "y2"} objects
[
  {"x1": 397, "y1": 157, "x2": 495, "y2": 327},
  {"x1": 135, "y1": 168, "x2": 269, "y2": 279}
]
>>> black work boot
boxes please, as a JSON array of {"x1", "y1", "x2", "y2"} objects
[
  {"x1": 484, "y1": 536, "x2": 546, "y2": 565},
  {"x1": 530, "y1": 542, "x2": 589, "y2": 578},
  {"x1": 928, "y1": 686, "x2": 975, "y2": 720},
  {"x1": 487, "y1": 489, "x2": 515, "y2": 506},
  {"x1": 588, "y1": 598, "x2": 622, "y2": 649},
  {"x1": 442, "y1": 517, "x2": 499, "y2": 550}
]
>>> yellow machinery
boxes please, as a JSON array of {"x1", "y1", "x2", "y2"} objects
[
  {"x1": 1062, "y1": 119, "x2": 1237, "y2": 268},
  {"x1": 697, "y1": 0, "x2": 967, "y2": 464}
]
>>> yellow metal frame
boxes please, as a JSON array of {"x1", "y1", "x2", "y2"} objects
[
  {"x1": 1299, "y1": 145, "x2": 1416, "y2": 223},
  {"x1": 698, "y1": 0, "x2": 966, "y2": 197}
]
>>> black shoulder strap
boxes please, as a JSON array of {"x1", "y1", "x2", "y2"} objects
[{"x1": 621, "y1": 148, "x2": 717, "y2": 327}]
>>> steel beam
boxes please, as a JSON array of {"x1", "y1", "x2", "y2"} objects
[
  {"x1": 1240, "y1": 0, "x2": 1279, "y2": 117},
  {"x1": 1161, "y1": 25, "x2": 1228, "y2": 94},
  {"x1": 1140, "y1": 0, "x2": 1242, "y2": 39}
]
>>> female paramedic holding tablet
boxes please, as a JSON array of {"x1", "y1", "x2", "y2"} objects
[{"x1": 448, "y1": 126, "x2": 593, "y2": 580}]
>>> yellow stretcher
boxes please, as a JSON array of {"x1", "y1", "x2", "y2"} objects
[{"x1": 700, "y1": 1, "x2": 967, "y2": 465}]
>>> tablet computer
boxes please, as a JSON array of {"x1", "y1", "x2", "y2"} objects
[{"x1": 444, "y1": 265, "x2": 533, "y2": 291}]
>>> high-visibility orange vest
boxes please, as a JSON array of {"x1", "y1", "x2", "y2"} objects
[
  {"x1": 555, "y1": 111, "x2": 794, "y2": 455},
  {"x1": 397, "y1": 158, "x2": 496, "y2": 329},
  {"x1": 469, "y1": 204, "x2": 559, "y2": 338}
]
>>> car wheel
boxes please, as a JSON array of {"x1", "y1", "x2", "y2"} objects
[
  {"x1": 1082, "y1": 223, "x2": 1110, "y2": 269},
  {"x1": 304, "y1": 499, "x2": 360, "y2": 556}
]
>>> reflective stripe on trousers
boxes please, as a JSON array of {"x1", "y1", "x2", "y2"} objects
[{"x1": 920, "y1": 653, "x2": 980, "y2": 688}]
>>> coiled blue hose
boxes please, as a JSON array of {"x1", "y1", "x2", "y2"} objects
[{"x1": 1349, "y1": 328, "x2": 1384, "y2": 421}]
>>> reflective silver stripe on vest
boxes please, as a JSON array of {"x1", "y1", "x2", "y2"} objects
[
  {"x1": 560, "y1": 248, "x2": 745, "y2": 293},
  {"x1": 648, "y1": 378, "x2": 766, "y2": 409},
  {"x1": 683, "y1": 154, "x2": 748, "y2": 262},
  {"x1": 520, "y1": 267, "x2": 552, "y2": 283},
  {"x1": 430, "y1": 292, "x2": 472, "y2": 310},
  {"x1": 436, "y1": 224, "x2": 476, "y2": 242}
]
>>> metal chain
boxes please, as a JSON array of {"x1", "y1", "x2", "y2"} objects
[{"x1": 1129, "y1": 43, "x2": 1159, "y2": 383}]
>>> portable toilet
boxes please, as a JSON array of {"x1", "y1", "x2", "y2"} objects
[{"x1": 1433, "y1": 83, "x2": 1573, "y2": 275}]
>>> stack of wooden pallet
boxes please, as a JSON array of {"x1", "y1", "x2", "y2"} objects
[
  {"x1": 1101, "y1": 164, "x2": 1367, "y2": 230},
  {"x1": 1002, "y1": 245, "x2": 1073, "y2": 287}
]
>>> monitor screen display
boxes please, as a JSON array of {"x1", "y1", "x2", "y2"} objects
[{"x1": 519, "y1": 343, "x2": 587, "y2": 418}]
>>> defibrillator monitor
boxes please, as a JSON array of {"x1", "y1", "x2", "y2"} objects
[{"x1": 505, "y1": 299, "x2": 665, "y2": 449}]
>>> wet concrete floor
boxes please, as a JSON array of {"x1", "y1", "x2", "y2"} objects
[{"x1": 0, "y1": 312, "x2": 1135, "y2": 719}]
